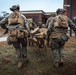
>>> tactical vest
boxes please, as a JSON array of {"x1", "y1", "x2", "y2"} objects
[
  {"x1": 8, "y1": 12, "x2": 24, "y2": 26},
  {"x1": 54, "y1": 15, "x2": 68, "y2": 28},
  {"x1": 51, "y1": 15, "x2": 68, "y2": 38},
  {"x1": 8, "y1": 12, "x2": 28, "y2": 42}
]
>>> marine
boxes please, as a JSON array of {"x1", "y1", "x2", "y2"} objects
[
  {"x1": 46, "y1": 13, "x2": 56, "y2": 46},
  {"x1": 0, "y1": 5, "x2": 30, "y2": 69},
  {"x1": 46, "y1": 8, "x2": 76, "y2": 68}
]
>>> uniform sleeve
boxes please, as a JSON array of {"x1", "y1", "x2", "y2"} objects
[
  {"x1": 21, "y1": 14, "x2": 30, "y2": 34},
  {"x1": 68, "y1": 18, "x2": 76, "y2": 33},
  {"x1": 46, "y1": 18, "x2": 50, "y2": 28},
  {"x1": 0, "y1": 15, "x2": 9, "y2": 28}
]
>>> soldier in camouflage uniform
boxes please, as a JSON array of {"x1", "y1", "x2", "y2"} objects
[
  {"x1": 46, "y1": 13, "x2": 56, "y2": 28},
  {"x1": 0, "y1": 5, "x2": 30, "y2": 69},
  {"x1": 46, "y1": 13, "x2": 56, "y2": 46},
  {"x1": 46, "y1": 8, "x2": 76, "y2": 68}
]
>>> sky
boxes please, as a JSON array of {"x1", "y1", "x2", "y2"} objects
[{"x1": 0, "y1": 0, "x2": 63, "y2": 13}]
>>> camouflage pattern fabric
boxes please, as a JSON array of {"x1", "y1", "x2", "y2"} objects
[
  {"x1": 13, "y1": 38, "x2": 27, "y2": 62},
  {"x1": 50, "y1": 35, "x2": 66, "y2": 62}
]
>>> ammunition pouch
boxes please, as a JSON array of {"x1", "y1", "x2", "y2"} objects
[
  {"x1": 9, "y1": 29, "x2": 28, "y2": 40},
  {"x1": 8, "y1": 29, "x2": 17, "y2": 42},
  {"x1": 17, "y1": 29, "x2": 28, "y2": 38},
  {"x1": 17, "y1": 30, "x2": 25, "y2": 38},
  {"x1": 7, "y1": 24, "x2": 28, "y2": 38},
  {"x1": 9, "y1": 36, "x2": 17, "y2": 42},
  {"x1": 23, "y1": 30, "x2": 28, "y2": 37},
  {"x1": 9, "y1": 29, "x2": 17, "y2": 37}
]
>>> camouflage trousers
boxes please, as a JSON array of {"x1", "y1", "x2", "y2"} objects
[
  {"x1": 13, "y1": 38, "x2": 27, "y2": 62},
  {"x1": 50, "y1": 38, "x2": 66, "y2": 62}
]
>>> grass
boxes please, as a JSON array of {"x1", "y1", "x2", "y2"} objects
[{"x1": 0, "y1": 37, "x2": 76, "y2": 75}]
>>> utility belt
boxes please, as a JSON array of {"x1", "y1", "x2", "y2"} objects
[
  {"x1": 53, "y1": 27, "x2": 68, "y2": 33},
  {"x1": 50, "y1": 32, "x2": 69, "y2": 41},
  {"x1": 7, "y1": 24, "x2": 28, "y2": 42}
]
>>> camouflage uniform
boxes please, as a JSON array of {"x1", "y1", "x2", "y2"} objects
[
  {"x1": 46, "y1": 13, "x2": 56, "y2": 28},
  {"x1": 46, "y1": 9, "x2": 76, "y2": 68},
  {"x1": 46, "y1": 17, "x2": 53, "y2": 28},
  {"x1": 0, "y1": 5, "x2": 30, "y2": 63},
  {"x1": 46, "y1": 13, "x2": 56, "y2": 46},
  {"x1": 11, "y1": 14, "x2": 30, "y2": 62}
]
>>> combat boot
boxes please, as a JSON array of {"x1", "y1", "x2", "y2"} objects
[
  {"x1": 53, "y1": 61, "x2": 59, "y2": 68},
  {"x1": 59, "y1": 58, "x2": 64, "y2": 66},
  {"x1": 17, "y1": 61, "x2": 23, "y2": 69}
]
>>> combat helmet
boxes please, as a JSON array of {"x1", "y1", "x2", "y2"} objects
[
  {"x1": 50, "y1": 13, "x2": 56, "y2": 17},
  {"x1": 10, "y1": 5, "x2": 20, "y2": 11},
  {"x1": 56, "y1": 8, "x2": 66, "y2": 14}
]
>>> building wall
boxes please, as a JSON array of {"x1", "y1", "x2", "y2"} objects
[
  {"x1": 23, "y1": 13, "x2": 45, "y2": 24},
  {"x1": 72, "y1": 0, "x2": 76, "y2": 18},
  {"x1": 64, "y1": 0, "x2": 70, "y2": 17},
  {"x1": 23, "y1": 13, "x2": 50, "y2": 24},
  {"x1": 64, "y1": 0, "x2": 76, "y2": 18}
]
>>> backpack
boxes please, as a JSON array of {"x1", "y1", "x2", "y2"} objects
[
  {"x1": 8, "y1": 12, "x2": 28, "y2": 40},
  {"x1": 54, "y1": 15, "x2": 68, "y2": 28},
  {"x1": 8, "y1": 12, "x2": 24, "y2": 26}
]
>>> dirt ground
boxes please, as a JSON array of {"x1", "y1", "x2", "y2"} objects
[{"x1": 0, "y1": 37, "x2": 76, "y2": 75}]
